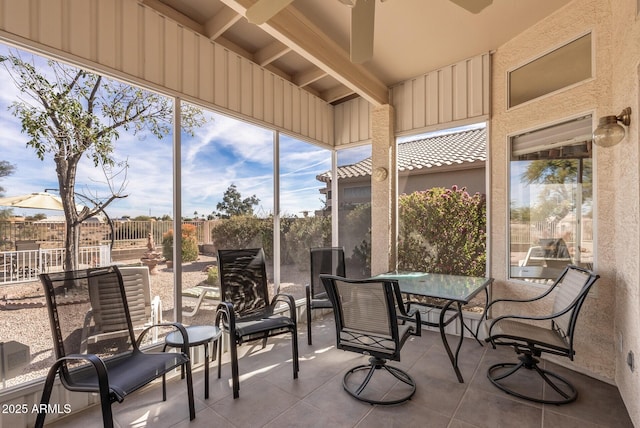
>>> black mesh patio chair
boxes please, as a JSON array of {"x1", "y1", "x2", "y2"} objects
[
  {"x1": 215, "y1": 248, "x2": 299, "y2": 399},
  {"x1": 36, "y1": 266, "x2": 195, "y2": 428},
  {"x1": 306, "y1": 247, "x2": 346, "y2": 345},
  {"x1": 484, "y1": 265, "x2": 600, "y2": 404},
  {"x1": 320, "y1": 274, "x2": 422, "y2": 405}
]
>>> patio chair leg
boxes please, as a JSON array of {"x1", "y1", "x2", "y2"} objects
[
  {"x1": 34, "y1": 364, "x2": 58, "y2": 428},
  {"x1": 306, "y1": 303, "x2": 313, "y2": 345},
  {"x1": 161, "y1": 374, "x2": 166, "y2": 401},
  {"x1": 184, "y1": 360, "x2": 196, "y2": 420},
  {"x1": 292, "y1": 329, "x2": 299, "y2": 378},
  {"x1": 230, "y1": 339, "x2": 240, "y2": 399},
  {"x1": 217, "y1": 334, "x2": 223, "y2": 379}
]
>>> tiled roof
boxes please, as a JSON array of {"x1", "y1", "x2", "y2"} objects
[{"x1": 317, "y1": 126, "x2": 486, "y2": 182}]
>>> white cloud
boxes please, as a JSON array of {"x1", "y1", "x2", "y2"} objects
[{"x1": 0, "y1": 45, "x2": 336, "y2": 220}]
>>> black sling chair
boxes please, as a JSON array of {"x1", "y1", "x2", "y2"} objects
[
  {"x1": 306, "y1": 247, "x2": 346, "y2": 345},
  {"x1": 215, "y1": 248, "x2": 299, "y2": 399},
  {"x1": 37, "y1": 266, "x2": 195, "y2": 428}
]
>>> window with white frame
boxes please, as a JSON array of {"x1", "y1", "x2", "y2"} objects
[{"x1": 509, "y1": 116, "x2": 594, "y2": 282}]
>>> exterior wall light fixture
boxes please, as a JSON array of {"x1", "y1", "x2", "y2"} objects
[{"x1": 593, "y1": 107, "x2": 632, "y2": 147}]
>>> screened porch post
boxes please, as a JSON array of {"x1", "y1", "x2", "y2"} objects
[{"x1": 370, "y1": 104, "x2": 397, "y2": 275}]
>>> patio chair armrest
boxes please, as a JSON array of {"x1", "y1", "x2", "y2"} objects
[
  {"x1": 485, "y1": 289, "x2": 556, "y2": 318},
  {"x1": 215, "y1": 302, "x2": 237, "y2": 333},
  {"x1": 52, "y1": 353, "x2": 118, "y2": 401},
  {"x1": 136, "y1": 322, "x2": 191, "y2": 355},
  {"x1": 399, "y1": 306, "x2": 422, "y2": 336},
  {"x1": 271, "y1": 292, "x2": 297, "y2": 323}
]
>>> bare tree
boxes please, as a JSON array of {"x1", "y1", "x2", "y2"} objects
[{"x1": 0, "y1": 51, "x2": 206, "y2": 270}]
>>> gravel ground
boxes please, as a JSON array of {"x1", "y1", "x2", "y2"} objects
[{"x1": 0, "y1": 255, "x2": 308, "y2": 390}]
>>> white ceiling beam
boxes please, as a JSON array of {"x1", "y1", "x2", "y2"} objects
[
  {"x1": 294, "y1": 67, "x2": 327, "y2": 87},
  {"x1": 204, "y1": 6, "x2": 243, "y2": 40},
  {"x1": 141, "y1": 0, "x2": 204, "y2": 33},
  {"x1": 220, "y1": 0, "x2": 389, "y2": 106},
  {"x1": 323, "y1": 85, "x2": 355, "y2": 104},
  {"x1": 215, "y1": 36, "x2": 255, "y2": 61},
  {"x1": 255, "y1": 40, "x2": 291, "y2": 66}
]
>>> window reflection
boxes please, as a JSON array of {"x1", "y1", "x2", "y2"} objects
[{"x1": 509, "y1": 117, "x2": 594, "y2": 282}]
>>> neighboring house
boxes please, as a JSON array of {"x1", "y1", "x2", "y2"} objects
[{"x1": 316, "y1": 126, "x2": 487, "y2": 210}]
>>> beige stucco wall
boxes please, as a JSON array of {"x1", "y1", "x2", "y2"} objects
[
  {"x1": 610, "y1": 0, "x2": 640, "y2": 424},
  {"x1": 490, "y1": 0, "x2": 640, "y2": 424}
]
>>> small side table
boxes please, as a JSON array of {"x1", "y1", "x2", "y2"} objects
[{"x1": 164, "y1": 325, "x2": 221, "y2": 399}]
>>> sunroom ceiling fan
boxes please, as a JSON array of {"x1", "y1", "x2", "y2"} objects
[{"x1": 245, "y1": 0, "x2": 493, "y2": 63}]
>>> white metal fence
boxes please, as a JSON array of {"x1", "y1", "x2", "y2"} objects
[
  {"x1": 0, "y1": 245, "x2": 111, "y2": 284},
  {"x1": 0, "y1": 220, "x2": 211, "y2": 251}
]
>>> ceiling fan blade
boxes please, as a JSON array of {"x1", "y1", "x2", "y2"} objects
[
  {"x1": 350, "y1": 0, "x2": 375, "y2": 63},
  {"x1": 450, "y1": 0, "x2": 492, "y2": 14},
  {"x1": 246, "y1": 0, "x2": 295, "y2": 24}
]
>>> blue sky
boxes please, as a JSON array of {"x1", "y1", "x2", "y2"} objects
[{"x1": 0, "y1": 44, "x2": 370, "y2": 219}]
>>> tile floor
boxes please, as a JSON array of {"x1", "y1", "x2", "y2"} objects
[{"x1": 44, "y1": 317, "x2": 633, "y2": 428}]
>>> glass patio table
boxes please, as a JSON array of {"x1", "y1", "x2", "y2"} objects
[{"x1": 373, "y1": 271, "x2": 493, "y2": 383}]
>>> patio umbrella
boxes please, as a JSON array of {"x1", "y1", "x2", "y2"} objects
[
  {"x1": 0, "y1": 192, "x2": 85, "y2": 212},
  {"x1": 0, "y1": 192, "x2": 116, "y2": 250}
]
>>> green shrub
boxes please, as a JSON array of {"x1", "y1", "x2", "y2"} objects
[
  {"x1": 398, "y1": 186, "x2": 486, "y2": 276},
  {"x1": 282, "y1": 215, "x2": 331, "y2": 267},
  {"x1": 211, "y1": 216, "x2": 272, "y2": 258},
  {"x1": 205, "y1": 265, "x2": 219, "y2": 285},
  {"x1": 162, "y1": 224, "x2": 199, "y2": 262}
]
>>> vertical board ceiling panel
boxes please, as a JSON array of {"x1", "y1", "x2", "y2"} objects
[
  {"x1": 227, "y1": 53, "x2": 240, "y2": 112},
  {"x1": 390, "y1": 52, "x2": 490, "y2": 136},
  {"x1": 182, "y1": 31, "x2": 198, "y2": 98},
  {"x1": 426, "y1": 72, "x2": 439, "y2": 125},
  {"x1": 273, "y1": 77, "x2": 284, "y2": 128},
  {"x1": 120, "y1": 0, "x2": 142, "y2": 77},
  {"x1": 411, "y1": 77, "x2": 426, "y2": 130},
  {"x1": 283, "y1": 82, "x2": 292, "y2": 130},
  {"x1": 240, "y1": 60, "x2": 253, "y2": 117},
  {"x1": 263, "y1": 72, "x2": 274, "y2": 124},
  {"x1": 453, "y1": 60, "x2": 468, "y2": 120},
  {"x1": 39, "y1": 0, "x2": 63, "y2": 52},
  {"x1": 252, "y1": 66, "x2": 264, "y2": 120},
  {"x1": 334, "y1": 96, "x2": 371, "y2": 147},
  {"x1": 0, "y1": 0, "x2": 333, "y2": 146},
  {"x1": 333, "y1": 52, "x2": 490, "y2": 147},
  {"x1": 163, "y1": 20, "x2": 180, "y2": 92},
  {"x1": 143, "y1": 7, "x2": 162, "y2": 84},
  {"x1": 1, "y1": 0, "x2": 30, "y2": 38},
  {"x1": 214, "y1": 44, "x2": 227, "y2": 108},
  {"x1": 197, "y1": 36, "x2": 214, "y2": 103},
  {"x1": 292, "y1": 86, "x2": 301, "y2": 134},
  {"x1": 438, "y1": 67, "x2": 453, "y2": 123},
  {"x1": 299, "y1": 91, "x2": 308, "y2": 136},
  {"x1": 68, "y1": 0, "x2": 92, "y2": 59},
  {"x1": 97, "y1": 0, "x2": 118, "y2": 69}
]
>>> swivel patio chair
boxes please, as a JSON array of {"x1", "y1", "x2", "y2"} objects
[
  {"x1": 320, "y1": 274, "x2": 422, "y2": 405},
  {"x1": 484, "y1": 265, "x2": 599, "y2": 404},
  {"x1": 306, "y1": 247, "x2": 346, "y2": 345},
  {"x1": 37, "y1": 266, "x2": 195, "y2": 428},
  {"x1": 215, "y1": 248, "x2": 299, "y2": 399}
]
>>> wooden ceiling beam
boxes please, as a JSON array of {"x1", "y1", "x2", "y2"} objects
[
  {"x1": 204, "y1": 6, "x2": 243, "y2": 40},
  {"x1": 220, "y1": 0, "x2": 389, "y2": 106},
  {"x1": 323, "y1": 85, "x2": 355, "y2": 104},
  {"x1": 294, "y1": 67, "x2": 327, "y2": 87},
  {"x1": 255, "y1": 40, "x2": 291, "y2": 66},
  {"x1": 141, "y1": 0, "x2": 204, "y2": 33}
]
